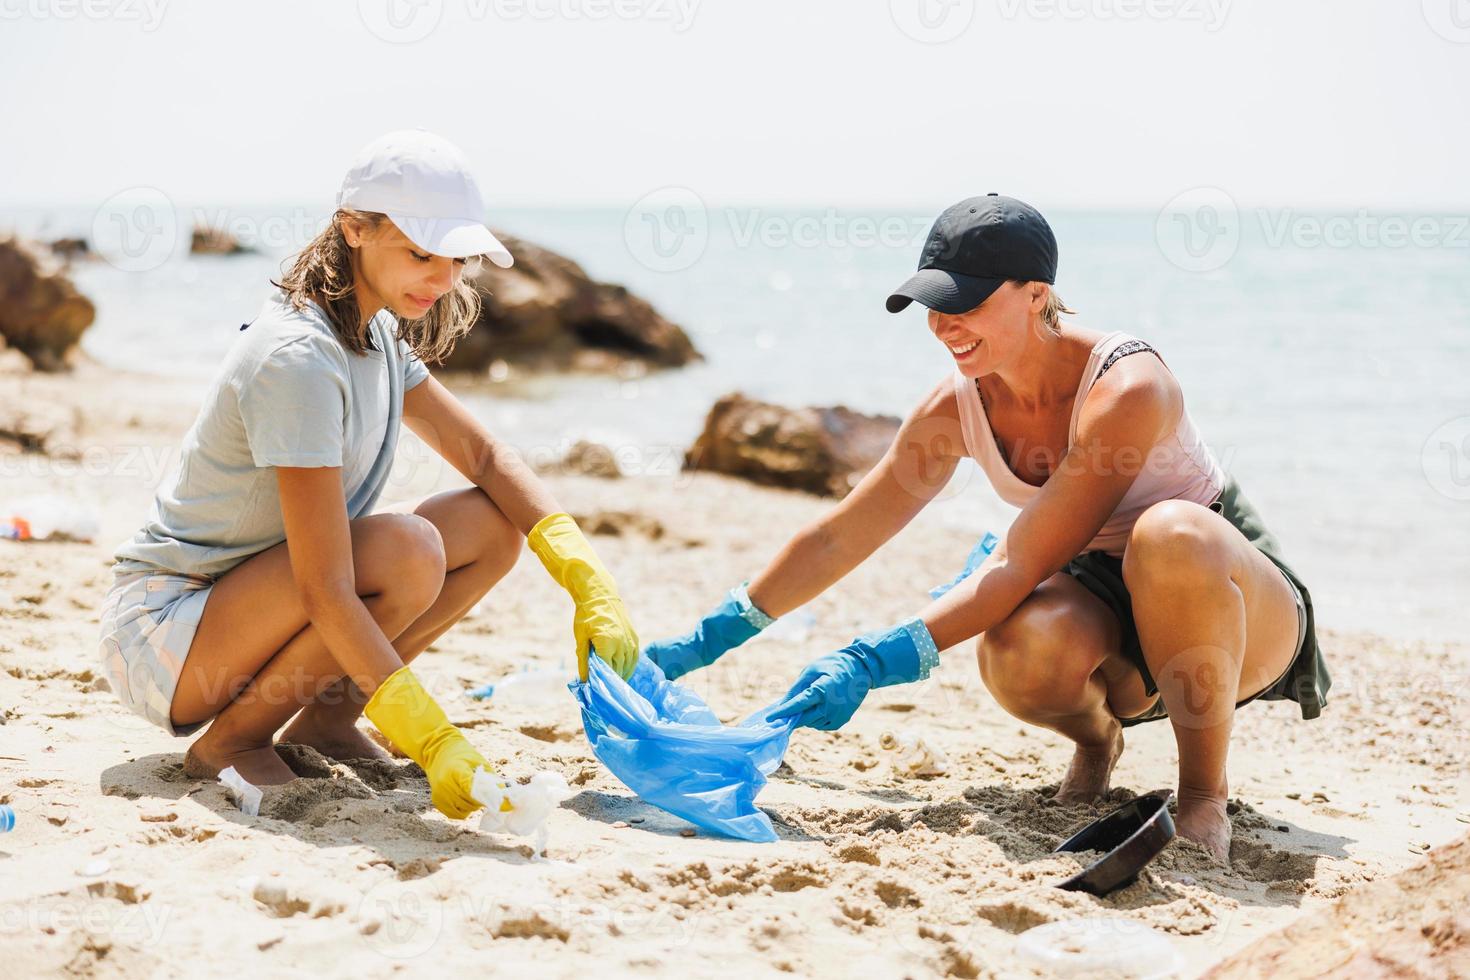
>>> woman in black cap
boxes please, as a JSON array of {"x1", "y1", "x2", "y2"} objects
[{"x1": 643, "y1": 195, "x2": 1327, "y2": 862}]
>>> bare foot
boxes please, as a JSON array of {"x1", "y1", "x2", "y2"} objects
[
  {"x1": 184, "y1": 730, "x2": 296, "y2": 785},
  {"x1": 1054, "y1": 723, "x2": 1125, "y2": 804},
  {"x1": 279, "y1": 717, "x2": 392, "y2": 763},
  {"x1": 1175, "y1": 793, "x2": 1232, "y2": 865}
]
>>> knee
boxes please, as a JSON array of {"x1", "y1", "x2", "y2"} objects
[
  {"x1": 978, "y1": 595, "x2": 1104, "y2": 718},
  {"x1": 377, "y1": 513, "x2": 447, "y2": 609},
  {"x1": 1123, "y1": 500, "x2": 1230, "y2": 590}
]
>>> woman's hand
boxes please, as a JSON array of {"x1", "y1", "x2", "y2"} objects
[
  {"x1": 526, "y1": 513, "x2": 639, "y2": 681},
  {"x1": 766, "y1": 618, "x2": 940, "y2": 731},
  {"x1": 643, "y1": 585, "x2": 773, "y2": 681}
]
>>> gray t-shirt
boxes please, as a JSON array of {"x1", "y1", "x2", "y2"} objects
[{"x1": 114, "y1": 291, "x2": 430, "y2": 578}]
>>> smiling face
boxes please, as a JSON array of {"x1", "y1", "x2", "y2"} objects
[
  {"x1": 927, "y1": 280, "x2": 1049, "y2": 379},
  {"x1": 341, "y1": 215, "x2": 476, "y2": 321}
]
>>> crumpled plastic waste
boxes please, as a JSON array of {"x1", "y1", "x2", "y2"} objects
[
  {"x1": 471, "y1": 768, "x2": 573, "y2": 857},
  {"x1": 573, "y1": 655, "x2": 796, "y2": 843},
  {"x1": 218, "y1": 766, "x2": 262, "y2": 816},
  {"x1": 879, "y1": 729, "x2": 950, "y2": 776}
]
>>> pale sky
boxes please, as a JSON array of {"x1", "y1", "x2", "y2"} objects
[{"x1": 2, "y1": 0, "x2": 1467, "y2": 211}]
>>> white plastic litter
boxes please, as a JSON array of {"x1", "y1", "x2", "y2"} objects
[
  {"x1": 758, "y1": 607, "x2": 817, "y2": 644},
  {"x1": 2, "y1": 496, "x2": 100, "y2": 542},
  {"x1": 1015, "y1": 918, "x2": 1183, "y2": 978},
  {"x1": 471, "y1": 767, "x2": 573, "y2": 856},
  {"x1": 879, "y1": 729, "x2": 950, "y2": 776},
  {"x1": 79, "y1": 858, "x2": 111, "y2": 877},
  {"x1": 218, "y1": 766, "x2": 263, "y2": 816},
  {"x1": 477, "y1": 668, "x2": 567, "y2": 706}
]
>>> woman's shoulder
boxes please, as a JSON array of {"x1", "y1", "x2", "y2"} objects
[{"x1": 226, "y1": 292, "x2": 349, "y2": 380}]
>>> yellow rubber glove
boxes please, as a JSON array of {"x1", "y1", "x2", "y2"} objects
[
  {"x1": 364, "y1": 667, "x2": 510, "y2": 819},
  {"x1": 526, "y1": 512, "x2": 640, "y2": 682}
]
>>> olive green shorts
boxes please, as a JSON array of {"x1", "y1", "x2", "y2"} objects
[{"x1": 1061, "y1": 472, "x2": 1330, "y2": 728}]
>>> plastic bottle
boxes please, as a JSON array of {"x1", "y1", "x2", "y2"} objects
[
  {"x1": 2, "y1": 496, "x2": 100, "y2": 543},
  {"x1": 879, "y1": 729, "x2": 950, "y2": 776},
  {"x1": 468, "y1": 668, "x2": 568, "y2": 704},
  {"x1": 0, "y1": 804, "x2": 15, "y2": 832}
]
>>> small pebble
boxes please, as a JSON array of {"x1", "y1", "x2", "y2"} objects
[
  {"x1": 1275, "y1": 824, "x2": 1289, "y2": 832},
  {"x1": 1285, "y1": 792, "x2": 1301, "y2": 800},
  {"x1": 630, "y1": 817, "x2": 644, "y2": 824},
  {"x1": 611, "y1": 821, "x2": 629, "y2": 829},
  {"x1": 79, "y1": 858, "x2": 110, "y2": 877},
  {"x1": 680, "y1": 828, "x2": 696, "y2": 838}
]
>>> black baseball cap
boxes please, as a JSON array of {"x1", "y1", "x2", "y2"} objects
[{"x1": 886, "y1": 194, "x2": 1058, "y2": 314}]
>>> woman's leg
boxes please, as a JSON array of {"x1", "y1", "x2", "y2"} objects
[
  {"x1": 977, "y1": 574, "x2": 1156, "y2": 802},
  {"x1": 278, "y1": 488, "x2": 521, "y2": 756},
  {"x1": 173, "y1": 488, "x2": 519, "y2": 784},
  {"x1": 1122, "y1": 499, "x2": 1299, "y2": 863}
]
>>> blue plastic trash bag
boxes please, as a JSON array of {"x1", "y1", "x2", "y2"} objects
[
  {"x1": 929, "y1": 531, "x2": 999, "y2": 599},
  {"x1": 573, "y1": 654, "x2": 796, "y2": 843}
]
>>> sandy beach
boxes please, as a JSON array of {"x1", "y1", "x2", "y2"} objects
[{"x1": 3, "y1": 355, "x2": 1468, "y2": 978}]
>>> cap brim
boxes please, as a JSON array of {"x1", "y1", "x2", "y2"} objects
[
  {"x1": 385, "y1": 213, "x2": 514, "y2": 267},
  {"x1": 885, "y1": 269, "x2": 1006, "y2": 315}
]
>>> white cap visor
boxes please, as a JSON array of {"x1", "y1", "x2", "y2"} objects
[{"x1": 384, "y1": 212, "x2": 514, "y2": 267}]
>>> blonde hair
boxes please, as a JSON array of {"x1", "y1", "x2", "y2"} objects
[
  {"x1": 1011, "y1": 280, "x2": 1074, "y2": 333},
  {"x1": 273, "y1": 209, "x2": 481, "y2": 364}
]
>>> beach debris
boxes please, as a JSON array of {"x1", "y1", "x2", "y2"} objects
[
  {"x1": 2, "y1": 495, "x2": 99, "y2": 542},
  {"x1": 0, "y1": 235, "x2": 96, "y2": 371},
  {"x1": 0, "y1": 804, "x2": 14, "y2": 832},
  {"x1": 929, "y1": 531, "x2": 1000, "y2": 599},
  {"x1": 879, "y1": 729, "x2": 950, "y2": 777},
  {"x1": 445, "y1": 232, "x2": 700, "y2": 373},
  {"x1": 471, "y1": 768, "x2": 573, "y2": 857},
  {"x1": 78, "y1": 858, "x2": 111, "y2": 877},
  {"x1": 218, "y1": 766, "x2": 263, "y2": 817},
  {"x1": 1015, "y1": 918, "x2": 1183, "y2": 978},
  {"x1": 684, "y1": 392, "x2": 901, "y2": 498},
  {"x1": 468, "y1": 668, "x2": 567, "y2": 705}
]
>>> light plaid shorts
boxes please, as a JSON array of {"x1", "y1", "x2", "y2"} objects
[{"x1": 98, "y1": 569, "x2": 215, "y2": 736}]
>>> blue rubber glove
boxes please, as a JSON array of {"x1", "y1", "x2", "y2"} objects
[
  {"x1": 766, "y1": 618, "x2": 941, "y2": 731},
  {"x1": 643, "y1": 584, "x2": 775, "y2": 682}
]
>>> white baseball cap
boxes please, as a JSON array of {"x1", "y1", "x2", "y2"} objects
[{"x1": 337, "y1": 129, "x2": 513, "y2": 267}]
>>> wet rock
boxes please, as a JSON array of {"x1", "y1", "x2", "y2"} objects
[
  {"x1": 441, "y1": 233, "x2": 700, "y2": 373},
  {"x1": 0, "y1": 236, "x2": 96, "y2": 371},
  {"x1": 189, "y1": 226, "x2": 254, "y2": 255},
  {"x1": 684, "y1": 392, "x2": 901, "y2": 498}
]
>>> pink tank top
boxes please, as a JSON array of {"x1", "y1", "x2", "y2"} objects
[{"x1": 954, "y1": 330, "x2": 1224, "y2": 558}]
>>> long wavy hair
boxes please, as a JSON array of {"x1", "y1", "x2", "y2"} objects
[{"x1": 273, "y1": 209, "x2": 481, "y2": 364}]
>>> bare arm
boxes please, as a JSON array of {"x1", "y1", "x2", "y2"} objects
[
  {"x1": 920, "y1": 356, "x2": 1182, "y2": 650},
  {"x1": 276, "y1": 465, "x2": 404, "y2": 695},
  {"x1": 402, "y1": 375, "x2": 560, "y2": 534},
  {"x1": 747, "y1": 377, "x2": 968, "y2": 617}
]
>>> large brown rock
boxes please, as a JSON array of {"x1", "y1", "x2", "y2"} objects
[
  {"x1": 1205, "y1": 833, "x2": 1470, "y2": 978},
  {"x1": 439, "y1": 232, "x2": 700, "y2": 372},
  {"x1": 684, "y1": 392, "x2": 901, "y2": 498},
  {"x1": 0, "y1": 237, "x2": 96, "y2": 371}
]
